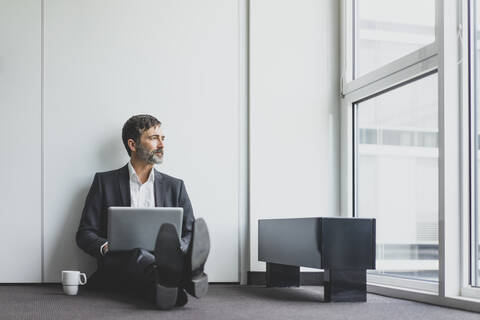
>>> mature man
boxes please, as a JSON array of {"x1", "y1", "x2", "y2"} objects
[{"x1": 76, "y1": 114, "x2": 210, "y2": 310}]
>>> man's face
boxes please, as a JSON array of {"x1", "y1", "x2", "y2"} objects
[{"x1": 134, "y1": 125, "x2": 165, "y2": 164}]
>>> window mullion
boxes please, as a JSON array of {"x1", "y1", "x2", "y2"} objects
[{"x1": 437, "y1": 0, "x2": 462, "y2": 298}]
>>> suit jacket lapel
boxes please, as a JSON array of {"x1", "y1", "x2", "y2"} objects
[
  {"x1": 154, "y1": 169, "x2": 164, "y2": 207},
  {"x1": 118, "y1": 164, "x2": 131, "y2": 206}
]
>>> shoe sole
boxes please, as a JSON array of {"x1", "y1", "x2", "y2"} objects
[
  {"x1": 190, "y1": 273, "x2": 209, "y2": 298},
  {"x1": 190, "y1": 218, "x2": 210, "y2": 298},
  {"x1": 155, "y1": 284, "x2": 178, "y2": 310},
  {"x1": 155, "y1": 224, "x2": 184, "y2": 309},
  {"x1": 191, "y1": 218, "x2": 210, "y2": 273}
]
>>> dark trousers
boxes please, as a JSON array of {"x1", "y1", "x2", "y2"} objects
[{"x1": 87, "y1": 248, "x2": 161, "y2": 303}]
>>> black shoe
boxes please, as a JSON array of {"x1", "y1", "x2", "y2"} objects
[
  {"x1": 175, "y1": 288, "x2": 188, "y2": 307},
  {"x1": 154, "y1": 223, "x2": 184, "y2": 310},
  {"x1": 186, "y1": 218, "x2": 210, "y2": 298}
]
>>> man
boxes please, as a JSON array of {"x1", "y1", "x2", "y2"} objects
[{"x1": 76, "y1": 114, "x2": 210, "y2": 310}]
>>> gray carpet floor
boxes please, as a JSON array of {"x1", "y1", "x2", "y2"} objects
[{"x1": 0, "y1": 284, "x2": 479, "y2": 320}]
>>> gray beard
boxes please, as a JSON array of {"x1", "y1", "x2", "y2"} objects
[{"x1": 136, "y1": 145, "x2": 163, "y2": 164}]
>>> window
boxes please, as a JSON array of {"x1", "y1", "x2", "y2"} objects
[
  {"x1": 355, "y1": 73, "x2": 438, "y2": 282},
  {"x1": 343, "y1": 0, "x2": 439, "y2": 292},
  {"x1": 343, "y1": 0, "x2": 480, "y2": 308},
  {"x1": 354, "y1": 0, "x2": 435, "y2": 78}
]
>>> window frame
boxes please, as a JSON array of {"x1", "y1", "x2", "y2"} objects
[
  {"x1": 345, "y1": 64, "x2": 440, "y2": 293},
  {"x1": 465, "y1": 0, "x2": 479, "y2": 293}
]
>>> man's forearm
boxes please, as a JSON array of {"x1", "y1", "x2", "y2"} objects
[
  {"x1": 76, "y1": 229, "x2": 107, "y2": 259},
  {"x1": 76, "y1": 173, "x2": 106, "y2": 259}
]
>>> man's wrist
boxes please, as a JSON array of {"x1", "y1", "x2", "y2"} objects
[{"x1": 100, "y1": 242, "x2": 109, "y2": 256}]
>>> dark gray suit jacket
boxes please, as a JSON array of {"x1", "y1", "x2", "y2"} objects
[{"x1": 76, "y1": 164, "x2": 195, "y2": 260}]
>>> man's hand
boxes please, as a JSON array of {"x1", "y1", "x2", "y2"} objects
[{"x1": 101, "y1": 243, "x2": 109, "y2": 255}]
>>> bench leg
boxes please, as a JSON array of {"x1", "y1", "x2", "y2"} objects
[
  {"x1": 324, "y1": 269, "x2": 366, "y2": 302},
  {"x1": 266, "y1": 262, "x2": 300, "y2": 287}
]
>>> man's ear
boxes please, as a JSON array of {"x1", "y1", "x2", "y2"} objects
[{"x1": 127, "y1": 139, "x2": 136, "y2": 153}]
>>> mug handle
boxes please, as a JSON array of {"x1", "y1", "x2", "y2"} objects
[{"x1": 79, "y1": 273, "x2": 87, "y2": 285}]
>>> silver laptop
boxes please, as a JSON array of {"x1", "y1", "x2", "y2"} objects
[{"x1": 107, "y1": 207, "x2": 183, "y2": 252}]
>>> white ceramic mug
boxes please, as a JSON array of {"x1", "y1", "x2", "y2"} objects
[{"x1": 61, "y1": 270, "x2": 87, "y2": 296}]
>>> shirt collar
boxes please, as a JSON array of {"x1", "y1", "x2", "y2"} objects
[{"x1": 128, "y1": 161, "x2": 155, "y2": 184}]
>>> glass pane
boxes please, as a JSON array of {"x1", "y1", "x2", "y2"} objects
[
  {"x1": 355, "y1": 0, "x2": 435, "y2": 78},
  {"x1": 356, "y1": 74, "x2": 438, "y2": 282}
]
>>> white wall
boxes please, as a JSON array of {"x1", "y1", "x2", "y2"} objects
[
  {"x1": 0, "y1": 0, "x2": 42, "y2": 282},
  {"x1": 249, "y1": 0, "x2": 340, "y2": 271},
  {"x1": 43, "y1": 0, "x2": 239, "y2": 283},
  {"x1": 2, "y1": 0, "x2": 240, "y2": 283},
  {"x1": 1, "y1": 0, "x2": 342, "y2": 282}
]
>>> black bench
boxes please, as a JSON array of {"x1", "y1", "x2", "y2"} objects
[{"x1": 258, "y1": 217, "x2": 376, "y2": 302}]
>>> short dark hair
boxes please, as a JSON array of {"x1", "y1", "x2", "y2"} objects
[{"x1": 122, "y1": 115, "x2": 161, "y2": 156}]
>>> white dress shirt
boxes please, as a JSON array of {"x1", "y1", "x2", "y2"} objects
[
  {"x1": 127, "y1": 161, "x2": 155, "y2": 208},
  {"x1": 100, "y1": 161, "x2": 156, "y2": 255}
]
